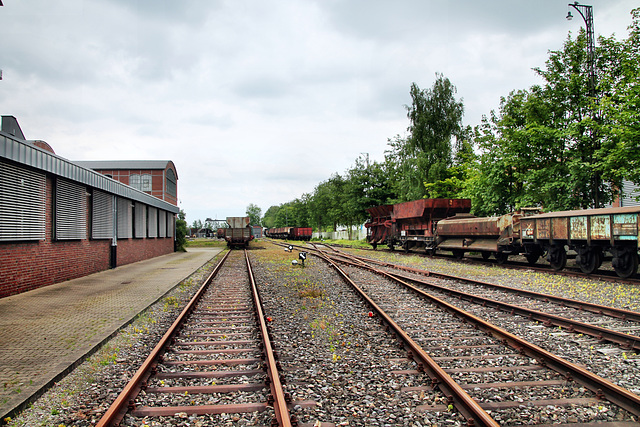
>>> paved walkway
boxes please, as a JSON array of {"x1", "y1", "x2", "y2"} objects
[{"x1": 0, "y1": 247, "x2": 222, "y2": 421}]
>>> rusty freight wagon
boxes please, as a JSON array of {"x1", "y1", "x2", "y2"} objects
[
  {"x1": 224, "y1": 216, "x2": 254, "y2": 248},
  {"x1": 366, "y1": 198, "x2": 471, "y2": 252},
  {"x1": 520, "y1": 206, "x2": 640, "y2": 278},
  {"x1": 265, "y1": 227, "x2": 313, "y2": 240},
  {"x1": 436, "y1": 208, "x2": 542, "y2": 264}
]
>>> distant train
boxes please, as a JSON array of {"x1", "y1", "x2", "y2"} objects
[
  {"x1": 224, "y1": 217, "x2": 254, "y2": 248},
  {"x1": 365, "y1": 198, "x2": 640, "y2": 278},
  {"x1": 265, "y1": 227, "x2": 313, "y2": 241}
]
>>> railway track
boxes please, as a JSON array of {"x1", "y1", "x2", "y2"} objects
[
  {"x1": 299, "y1": 243, "x2": 640, "y2": 425},
  {"x1": 358, "y1": 243, "x2": 640, "y2": 285},
  {"x1": 96, "y1": 249, "x2": 292, "y2": 427}
]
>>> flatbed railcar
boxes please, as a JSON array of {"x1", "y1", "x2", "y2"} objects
[{"x1": 265, "y1": 227, "x2": 313, "y2": 241}]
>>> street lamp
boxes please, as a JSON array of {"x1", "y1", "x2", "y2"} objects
[{"x1": 566, "y1": 2, "x2": 595, "y2": 97}]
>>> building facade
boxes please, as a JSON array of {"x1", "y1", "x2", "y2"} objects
[
  {"x1": 0, "y1": 116, "x2": 180, "y2": 298},
  {"x1": 75, "y1": 160, "x2": 178, "y2": 206}
]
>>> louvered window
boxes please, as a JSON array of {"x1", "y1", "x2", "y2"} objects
[
  {"x1": 134, "y1": 202, "x2": 146, "y2": 238},
  {"x1": 117, "y1": 198, "x2": 133, "y2": 239},
  {"x1": 55, "y1": 179, "x2": 87, "y2": 240},
  {"x1": 167, "y1": 213, "x2": 174, "y2": 237},
  {"x1": 0, "y1": 161, "x2": 46, "y2": 241},
  {"x1": 148, "y1": 207, "x2": 158, "y2": 238},
  {"x1": 92, "y1": 190, "x2": 113, "y2": 239},
  {"x1": 158, "y1": 210, "x2": 167, "y2": 238},
  {"x1": 166, "y1": 169, "x2": 177, "y2": 197}
]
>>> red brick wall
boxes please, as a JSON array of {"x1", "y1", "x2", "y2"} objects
[{"x1": 0, "y1": 175, "x2": 175, "y2": 299}]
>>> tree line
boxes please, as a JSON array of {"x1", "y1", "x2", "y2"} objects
[{"x1": 217, "y1": 9, "x2": 640, "y2": 234}]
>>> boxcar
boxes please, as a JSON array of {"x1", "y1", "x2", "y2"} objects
[{"x1": 520, "y1": 206, "x2": 640, "y2": 277}]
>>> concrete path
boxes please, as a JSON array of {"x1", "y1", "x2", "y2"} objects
[{"x1": 0, "y1": 247, "x2": 222, "y2": 421}]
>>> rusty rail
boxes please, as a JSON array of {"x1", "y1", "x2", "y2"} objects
[
  {"x1": 96, "y1": 250, "x2": 231, "y2": 427},
  {"x1": 320, "y1": 247, "x2": 640, "y2": 419},
  {"x1": 244, "y1": 250, "x2": 292, "y2": 427},
  {"x1": 314, "y1": 249, "x2": 500, "y2": 427},
  {"x1": 97, "y1": 249, "x2": 292, "y2": 426}
]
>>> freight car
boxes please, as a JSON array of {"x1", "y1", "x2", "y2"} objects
[
  {"x1": 265, "y1": 227, "x2": 313, "y2": 241},
  {"x1": 365, "y1": 198, "x2": 472, "y2": 251},
  {"x1": 436, "y1": 208, "x2": 542, "y2": 264},
  {"x1": 224, "y1": 216, "x2": 254, "y2": 248},
  {"x1": 366, "y1": 200, "x2": 640, "y2": 278},
  {"x1": 520, "y1": 206, "x2": 640, "y2": 278}
]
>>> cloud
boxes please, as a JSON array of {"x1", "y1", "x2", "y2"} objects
[{"x1": 1, "y1": 0, "x2": 637, "y2": 223}]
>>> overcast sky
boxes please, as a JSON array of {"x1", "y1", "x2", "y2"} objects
[{"x1": 1, "y1": 1, "x2": 637, "y2": 224}]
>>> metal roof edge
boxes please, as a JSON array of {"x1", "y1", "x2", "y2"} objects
[{"x1": 1, "y1": 133, "x2": 179, "y2": 214}]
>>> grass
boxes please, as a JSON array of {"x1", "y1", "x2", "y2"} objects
[
  {"x1": 312, "y1": 238, "x2": 371, "y2": 249},
  {"x1": 185, "y1": 238, "x2": 227, "y2": 248}
]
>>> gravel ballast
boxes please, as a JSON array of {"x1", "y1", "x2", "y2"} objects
[{"x1": 5, "y1": 241, "x2": 640, "y2": 426}]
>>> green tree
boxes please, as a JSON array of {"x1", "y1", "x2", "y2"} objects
[
  {"x1": 388, "y1": 74, "x2": 465, "y2": 201},
  {"x1": 245, "y1": 203, "x2": 262, "y2": 226},
  {"x1": 469, "y1": 10, "x2": 640, "y2": 213},
  {"x1": 175, "y1": 209, "x2": 188, "y2": 252},
  {"x1": 262, "y1": 205, "x2": 279, "y2": 229}
]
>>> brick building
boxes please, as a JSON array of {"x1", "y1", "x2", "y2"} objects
[
  {"x1": 0, "y1": 116, "x2": 180, "y2": 298},
  {"x1": 75, "y1": 160, "x2": 178, "y2": 206}
]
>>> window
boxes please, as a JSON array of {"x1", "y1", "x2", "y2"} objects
[
  {"x1": 0, "y1": 161, "x2": 46, "y2": 241},
  {"x1": 55, "y1": 179, "x2": 87, "y2": 240},
  {"x1": 140, "y1": 174, "x2": 152, "y2": 192},
  {"x1": 92, "y1": 190, "x2": 113, "y2": 239},
  {"x1": 147, "y1": 206, "x2": 158, "y2": 238},
  {"x1": 166, "y1": 169, "x2": 177, "y2": 197},
  {"x1": 167, "y1": 213, "x2": 174, "y2": 237},
  {"x1": 134, "y1": 202, "x2": 146, "y2": 238},
  {"x1": 158, "y1": 210, "x2": 166, "y2": 238},
  {"x1": 130, "y1": 174, "x2": 140, "y2": 190},
  {"x1": 117, "y1": 198, "x2": 133, "y2": 239},
  {"x1": 130, "y1": 173, "x2": 151, "y2": 192}
]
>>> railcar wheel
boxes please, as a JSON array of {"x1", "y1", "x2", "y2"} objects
[
  {"x1": 452, "y1": 249, "x2": 465, "y2": 260},
  {"x1": 525, "y1": 252, "x2": 540, "y2": 265},
  {"x1": 481, "y1": 252, "x2": 491, "y2": 260},
  {"x1": 577, "y1": 247, "x2": 601, "y2": 274},
  {"x1": 371, "y1": 243, "x2": 377, "y2": 250},
  {"x1": 547, "y1": 245, "x2": 567, "y2": 271},
  {"x1": 613, "y1": 251, "x2": 638, "y2": 279},
  {"x1": 495, "y1": 252, "x2": 508, "y2": 264}
]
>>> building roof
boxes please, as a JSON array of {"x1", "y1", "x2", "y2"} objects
[
  {"x1": 1, "y1": 125, "x2": 179, "y2": 214},
  {"x1": 75, "y1": 160, "x2": 177, "y2": 177}
]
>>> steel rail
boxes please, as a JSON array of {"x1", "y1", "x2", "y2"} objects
[
  {"x1": 323, "y1": 248, "x2": 640, "y2": 351},
  {"x1": 244, "y1": 250, "x2": 293, "y2": 427},
  {"x1": 319, "y1": 248, "x2": 640, "y2": 418},
  {"x1": 387, "y1": 269, "x2": 640, "y2": 351},
  {"x1": 335, "y1": 248, "x2": 640, "y2": 323},
  {"x1": 96, "y1": 250, "x2": 231, "y2": 427},
  {"x1": 314, "y1": 249, "x2": 500, "y2": 427}
]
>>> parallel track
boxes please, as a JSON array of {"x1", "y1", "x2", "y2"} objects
[{"x1": 301, "y1": 243, "x2": 640, "y2": 425}]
